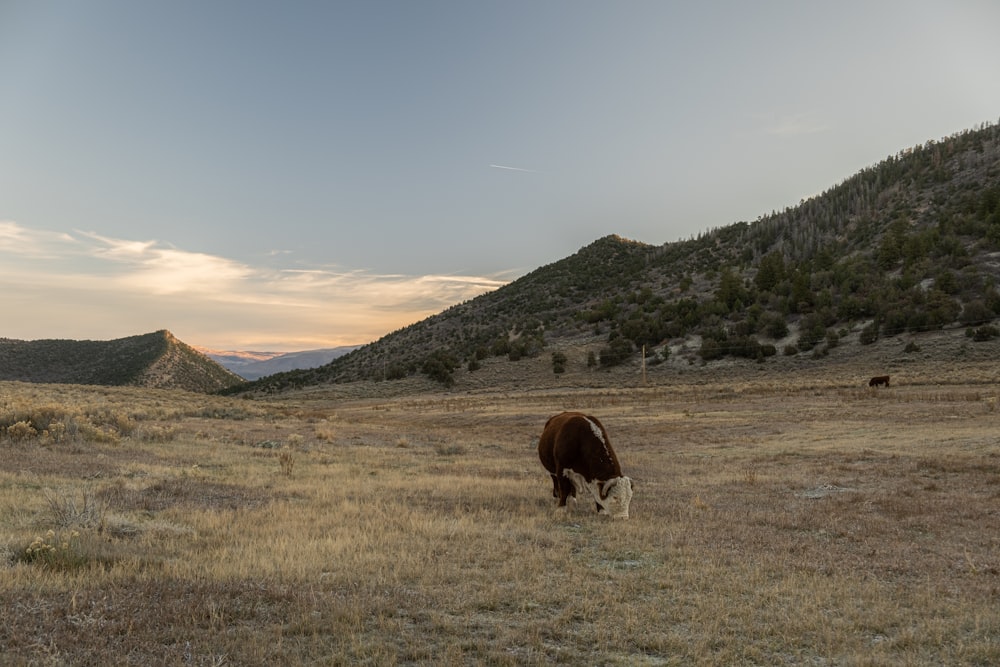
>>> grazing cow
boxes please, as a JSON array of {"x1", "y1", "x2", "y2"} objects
[
  {"x1": 537, "y1": 411, "x2": 633, "y2": 519},
  {"x1": 869, "y1": 375, "x2": 890, "y2": 388}
]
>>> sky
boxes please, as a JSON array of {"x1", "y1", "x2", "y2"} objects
[{"x1": 2, "y1": 1, "x2": 999, "y2": 351}]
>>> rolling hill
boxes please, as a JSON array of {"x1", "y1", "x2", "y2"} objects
[
  {"x1": 231, "y1": 119, "x2": 1000, "y2": 395},
  {"x1": 0, "y1": 330, "x2": 243, "y2": 393}
]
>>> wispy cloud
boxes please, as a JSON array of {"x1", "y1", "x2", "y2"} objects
[
  {"x1": 489, "y1": 163, "x2": 539, "y2": 173},
  {"x1": 0, "y1": 220, "x2": 508, "y2": 350},
  {"x1": 0, "y1": 220, "x2": 77, "y2": 258},
  {"x1": 76, "y1": 230, "x2": 254, "y2": 295},
  {"x1": 759, "y1": 112, "x2": 830, "y2": 137}
]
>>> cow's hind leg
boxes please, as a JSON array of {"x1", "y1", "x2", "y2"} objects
[{"x1": 554, "y1": 466, "x2": 575, "y2": 507}]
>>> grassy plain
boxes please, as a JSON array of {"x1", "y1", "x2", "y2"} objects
[{"x1": 2, "y1": 359, "x2": 999, "y2": 665}]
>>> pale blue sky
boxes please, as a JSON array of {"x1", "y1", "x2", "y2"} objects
[{"x1": 2, "y1": 1, "x2": 999, "y2": 350}]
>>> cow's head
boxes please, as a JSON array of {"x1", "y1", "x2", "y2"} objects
[{"x1": 598, "y1": 476, "x2": 633, "y2": 519}]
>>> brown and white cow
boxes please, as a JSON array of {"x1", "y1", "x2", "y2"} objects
[{"x1": 537, "y1": 411, "x2": 633, "y2": 519}]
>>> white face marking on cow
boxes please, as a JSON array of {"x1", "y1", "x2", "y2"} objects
[
  {"x1": 600, "y1": 477, "x2": 633, "y2": 519},
  {"x1": 562, "y1": 470, "x2": 632, "y2": 519}
]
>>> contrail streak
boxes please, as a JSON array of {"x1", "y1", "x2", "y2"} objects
[{"x1": 489, "y1": 164, "x2": 538, "y2": 173}]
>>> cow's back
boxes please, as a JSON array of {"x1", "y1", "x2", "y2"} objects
[{"x1": 539, "y1": 411, "x2": 621, "y2": 480}]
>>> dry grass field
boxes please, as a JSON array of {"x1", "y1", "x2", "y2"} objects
[{"x1": 2, "y1": 356, "x2": 999, "y2": 665}]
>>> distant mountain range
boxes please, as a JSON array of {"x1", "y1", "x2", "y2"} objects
[
  {"x1": 198, "y1": 346, "x2": 361, "y2": 380},
  {"x1": 0, "y1": 330, "x2": 242, "y2": 393}
]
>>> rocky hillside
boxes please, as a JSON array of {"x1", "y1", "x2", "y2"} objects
[
  {"x1": 233, "y1": 120, "x2": 1000, "y2": 395},
  {"x1": 0, "y1": 330, "x2": 243, "y2": 392}
]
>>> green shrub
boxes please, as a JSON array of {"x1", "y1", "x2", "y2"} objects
[
  {"x1": 859, "y1": 322, "x2": 879, "y2": 345},
  {"x1": 960, "y1": 300, "x2": 993, "y2": 326},
  {"x1": 761, "y1": 312, "x2": 789, "y2": 339},
  {"x1": 490, "y1": 338, "x2": 510, "y2": 357},
  {"x1": 969, "y1": 325, "x2": 999, "y2": 341},
  {"x1": 422, "y1": 350, "x2": 459, "y2": 387},
  {"x1": 385, "y1": 364, "x2": 409, "y2": 380},
  {"x1": 551, "y1": 351, "x2": 567, "y2": 374},
  {"x1": 599, "y1": 338, "x2": 633, "y2": 367},
  {"x1": 796, "y1": 314, "x2": 827, "y2": 351},
  {"x1": 698, "y1": 338, "x2": 725, "y2": 361}
]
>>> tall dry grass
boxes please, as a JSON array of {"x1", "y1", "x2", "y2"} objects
[{"x1": 1, "y1": 377, "x2": 998, "y2": 665}]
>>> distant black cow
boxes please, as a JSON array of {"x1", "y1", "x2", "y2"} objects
[
  {"x1": 868, "y1": 375, "x2": 890, "y2": 388},
  {"x1": 537, "y1": 411, "x2": 633, "y2": 519}
]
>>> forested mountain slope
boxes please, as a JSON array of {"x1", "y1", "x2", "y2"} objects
[{"x1": 234, "y1": 120, "x2": 1000, "y2": 394}]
